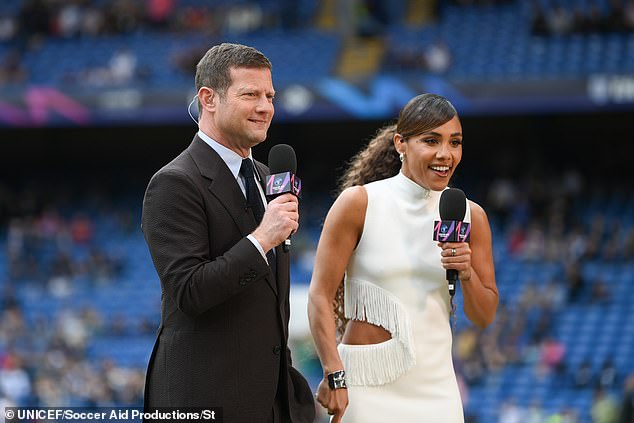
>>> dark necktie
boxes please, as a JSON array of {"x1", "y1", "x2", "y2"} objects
[
  {"x1": 240, "y1": 158, "x2": 265, "y2": 224},
  {"x1": 240, "y1": 158, "x2": 276, "y2": 274}
]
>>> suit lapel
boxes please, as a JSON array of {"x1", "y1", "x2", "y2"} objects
[
  {"x1": 187, "y1": 136, "x2": 278, "y2": 296},
  {"x1": 187, "y1": 135, "x2": 254, "y2": 235}
]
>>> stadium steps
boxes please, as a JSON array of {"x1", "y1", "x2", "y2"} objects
[{"x1": 336, "y1": 37, "x2": 386, "y2": 80}]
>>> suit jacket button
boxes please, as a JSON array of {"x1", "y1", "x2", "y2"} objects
[
  {"x1": 272, "y1": 346, "x2": 281, "y2": 355},
  {"x1": 239, "y1": 278, "x2": 247, "y2": 286}
]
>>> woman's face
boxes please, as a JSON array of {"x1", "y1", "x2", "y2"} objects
[{"x1": 395, "y1": 115, "x2": 463, "y2": 191}]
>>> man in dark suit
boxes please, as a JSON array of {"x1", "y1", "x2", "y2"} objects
[{"x1": 141, "y1": 43, "x2": 315, "y2": 423}]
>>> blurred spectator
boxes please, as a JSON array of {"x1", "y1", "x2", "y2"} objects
[
  {"x1": 572, "y1": 7, "x2": 588, "y2": 34},
  {"x1": 624, "y1": 229, "x2": 634, "y2": 260},
  {"x1": 55, "y1": 0, "x2": 83, "y2": 39},
  {"x1": 525, "y1": 400, "x2": 546, "y2": 423},
  {"x1": 565, "y1": 262, "x2": 585, "y2": 303},
  {"x1": 424, "y1": 39, "x2": 452, "y2": 74},
  {"x1": 523, "y1": 222, "x2": 546, "y2": 261},
  {"x1": 531, "y1": 1, "x2": 549, "y2": 36},
  {"x1": 0, "y1": 50, "x2": 28, "y2": 85},
  {"x1": 70, "y1": 213, "x2": 94, "y2": 244},
  {"x1": 591, "y1": 277, "x2": 612, "y2": 304},
  {"x1": 574, "y1": 359, "x2": 594, "y2": 389},
  {"x1": 109, "y1": 49, "x2": 138, "y2": 85},
  {"x1": 619, "y1": 373, "x2": 634, "y2": 423},
  {"x1": 626, "y1": 0, "x2": 634, "y2": 31},
  {"x1": 224, "y1": 3, "x2": 264, "y2": 35},
  {"x1": 541, "y1": 279, "x2": 566, "y2": 310},
  {"x1": 79, "y1": 5, "x2": 105, "y2": 36},
  {"x1": 599, "y1": 359, "x2": 619, "y2": 391},
  {"x1": 0, "y1": 352, "x2": 31, "y2": 405},
  {"x1": 173, "y1": 7, "x2": 217, "y2": 35},
  {"x1": 385, "y1": 39, "x2": 452, "y2": 74},
  {"x1": 0, "y1": 14, "x2": 17, "y2": 42},
  {"x1": 539, "y1": 336, "x2": 566, "y2": 376},
  {"x1": 499, "y1": 398, "x2": 524, "y2": 423},
  {"x1": 548, "y1": 6, "x2": 573, "y2": 36},
  {"x1": 532, "y1": 1, "x2": 634, "y2": 36},
  {"x1": 487, "y1": 177, "x2": 517, "y2": 223},
  {"x1": 146, "y1": 0, "x2": 175, "y2": 29},
  {"x1": 592, "y1": 387, "x2": 620, "y2": 423},
  {"x1": 104, "y1": 0, "x2": 143, "y2": 34},
  {"x1": 384, "y1": 46, "x2": 427, "y2": 71}
]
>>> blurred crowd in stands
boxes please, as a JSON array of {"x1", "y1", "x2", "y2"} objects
[
  {"x1": 531, "y1": 0, "x2": 634, "y2": 36},
  {"x1": 1, "y1": 227, "x2": 146, "y2": 408},
  {"x1": 0, "y1": 0, "x2": 307, "y2": 86},
  {"x1": 0, "y1": 297, "x2": 146, "y2": 408},
  {"x1": 0, "y1": 0, "x2": 298, "y2": 47},
  {"x1": 486, "y1": 169, "x2": 634, "y2": 263},
  {"x1": 3, "y1": 0, "x2": 634, "y2": 87}
]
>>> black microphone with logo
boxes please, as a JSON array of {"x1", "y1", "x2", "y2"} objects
[
  {"x1": 265, "y1": 144, "x2": 302, "y2": 253},
  {"x1": 433, "y1": 188, "x2": 471, "y2": 297}
]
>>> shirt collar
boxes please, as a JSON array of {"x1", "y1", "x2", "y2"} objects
[{"x1": 197, "y1": 130, "x2": 253, "y2": 180}]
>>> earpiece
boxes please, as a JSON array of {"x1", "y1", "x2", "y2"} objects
[{"x1": 187, "y1": 94, "x2": 199, "y2": 126}]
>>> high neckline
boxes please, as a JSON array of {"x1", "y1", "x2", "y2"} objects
[{"x1": 393, "y1": 171, "x2": 444, "y2": 200}]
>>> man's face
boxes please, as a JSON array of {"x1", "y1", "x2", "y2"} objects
[{"x1": 210, "y1": 66, "x2": 275, "y2": 156}]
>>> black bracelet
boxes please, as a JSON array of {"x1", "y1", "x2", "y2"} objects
[{"x1": 327, "y1": 370, "x2": 347, "y2": 390}]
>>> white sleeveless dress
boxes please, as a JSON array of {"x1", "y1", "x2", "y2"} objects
[{"x1": 337, "y1": 172, "x2": 470, "y2": 423}]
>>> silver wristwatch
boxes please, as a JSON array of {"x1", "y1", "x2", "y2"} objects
[{"x1": 327, "y1": 370, "x2": 347, "y2": 389}]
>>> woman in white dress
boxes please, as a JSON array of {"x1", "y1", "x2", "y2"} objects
[{"x1": 308, "y1": 94, "x2": 498, "y2": 423}]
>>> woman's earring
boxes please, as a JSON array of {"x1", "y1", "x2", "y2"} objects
[{"x1": 399, "y1": 152, "x2": 405, "y2": 162}]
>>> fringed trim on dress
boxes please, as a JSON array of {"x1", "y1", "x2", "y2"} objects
[{"x1": 340, "y1": 278, "x2": 416, "y2": 386}]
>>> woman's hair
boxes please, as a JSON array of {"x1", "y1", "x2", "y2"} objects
[
  {"x1": 339, "y1": 93, "x2": 457, "y2": 192},
  {"x1": 334, "y1": 93, "x2": 458, "y2": 338}
]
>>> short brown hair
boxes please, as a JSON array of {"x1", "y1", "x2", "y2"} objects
[{"x1": 195, "y1": 43, "x2": 272, "y2": 99}]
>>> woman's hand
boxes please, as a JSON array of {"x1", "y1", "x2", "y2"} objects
[
  {"x1": 438, "y1": 242, "x2": 472, "y2": 282},
  {"x1": 315, "y1": 377, "x2": 348, "y2": 423}
]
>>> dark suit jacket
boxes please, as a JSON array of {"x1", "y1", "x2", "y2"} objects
[{"x1": 141, "y1": 136, "x2": 315, "y2": 423}]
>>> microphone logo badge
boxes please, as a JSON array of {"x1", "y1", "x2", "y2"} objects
[
  {"x1": 265, "y1": 173, "x2": 302, "y2": 197},
  {"x1": 433, "y1": 220, "x2": 471, "y2": 242}
]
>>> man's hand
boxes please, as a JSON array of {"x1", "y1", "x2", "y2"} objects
[{"x1": 252, "y1": 193, "x2": 299, "y2": 252}]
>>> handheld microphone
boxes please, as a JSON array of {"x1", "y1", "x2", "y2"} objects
[
  {"x1": 266, "y1": 144, "x2": 301, "y2": 252},
  {"x1": 436, "y1": 188, "x2": 469, "y2": 297}
]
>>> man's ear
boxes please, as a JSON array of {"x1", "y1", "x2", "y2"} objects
[{"x1": 198, "y1": 87, "x2": 216, "y2": 112}]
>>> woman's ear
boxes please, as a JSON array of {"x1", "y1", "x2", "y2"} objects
[{"x1": 393, "y1": 133, "x2": 404, "y2": 152}]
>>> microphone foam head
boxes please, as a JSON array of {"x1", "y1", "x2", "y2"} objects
[
  {"x1": 439, "y1": 188, "x2": 467, "y2": 220},
  {"x1": 268, "y1": 144, "x2": 297, "y2": 174}
]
